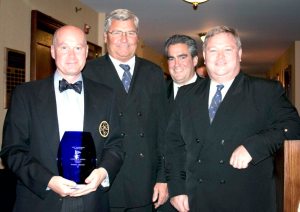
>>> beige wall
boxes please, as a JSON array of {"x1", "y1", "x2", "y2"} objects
[
  {"x1": 268, "y1": 41, "x2": 300, "y2": 112},
  {"x1": 136, "y1": 40, "x2": 168, "y2": 73}
]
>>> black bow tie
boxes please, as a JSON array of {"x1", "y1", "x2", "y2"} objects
[{"x1": 59, "y1": 79, "x2": 82, "y2": 94}]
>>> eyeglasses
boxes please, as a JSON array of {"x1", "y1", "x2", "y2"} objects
[{"x1": 107, "y1": 30, "x2": 138, "y2": 37}]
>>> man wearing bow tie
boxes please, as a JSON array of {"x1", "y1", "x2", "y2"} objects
[{"x1": 0, "y1": 25, "x2": 124, "y2": 212}]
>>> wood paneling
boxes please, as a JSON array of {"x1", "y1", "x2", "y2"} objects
[
  {"x1": 275, "y1": 140, "x2": 300, "y2": 212},
  {"x1": 30, "y1": 10, "x2": 101, "y2": 80}
]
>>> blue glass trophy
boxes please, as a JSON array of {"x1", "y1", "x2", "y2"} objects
[{"x1": 57, "y1": 131, "x2": 96, "y2": 184}]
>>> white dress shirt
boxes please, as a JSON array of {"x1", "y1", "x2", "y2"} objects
[
  {"x1": 54, "y1": 72, "x2": 84, "y2": 140},
  {"x1": 54, "y1": 71, "x2": 109, "y2": 187}
]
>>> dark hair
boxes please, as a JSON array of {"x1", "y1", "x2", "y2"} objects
[{"x1": 164, "y1": 34, "x2": 198, "y2": 58}]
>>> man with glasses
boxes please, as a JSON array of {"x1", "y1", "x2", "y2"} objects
[{"x1": 83, "y1": 9, "x2": 169, "y2": 212}]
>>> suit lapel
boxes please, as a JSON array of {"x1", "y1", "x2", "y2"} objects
[
  {"x1": 104, "y1": 54, "x2": 127, "y2": 92},
  {"x1": 166, "y1": 80, "x2": 174, "y2": 100},
  {"x1": 35, "y1": 76, "x2": 60, "y2": 158},
  {"x1": 183, "y1": 74, "x2": 247, "y2": 151},
  {"x1": 120, "y1": 57, "x2": 144, "y2": 111},
  {"x1": 207, "y1": 73, "x2": 246, "y2": 138},
  {"x1": 101, "y1": 55, "x2": 130, "y2": 111},
  {"x1": 167, "y1": 80, "x2": 175, "y2": 107},
  {"x1": 82, "y1": 78, "x2": 99, "y2": 134},
  {"x1": 189, "y1": 78, "x2": 211, "y2": 139}
]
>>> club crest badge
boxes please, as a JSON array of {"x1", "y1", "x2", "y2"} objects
[{"x1": 99, "y1": 121, "x2": 109, "y2": 138}]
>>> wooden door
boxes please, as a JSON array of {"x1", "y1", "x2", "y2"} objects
[{"x1": 30, "y1": 10, "x2": 101, "y2": 80}]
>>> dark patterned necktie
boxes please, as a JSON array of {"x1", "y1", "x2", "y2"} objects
[
  {"x1": 59, "y1": 79, "x2": 82, "y2": 94},
  {"x1": 120, "y1": 64, "x2": 132, "y2": 93},
  {"x1": 209, "y1": 84, "x2": 224, "y2": 123}
]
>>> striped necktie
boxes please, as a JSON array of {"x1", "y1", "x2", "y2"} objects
[
  {"x1": 120, "y1": 64, "x2": 132, "y2": 93},
  {"x1": 209, "y1": 84, "x2": 224, "y2": 123}
]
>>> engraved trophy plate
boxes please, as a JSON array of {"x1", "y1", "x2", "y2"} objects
[{"x1": 57, "y1": 131, "x2": 96, "y2": 184}]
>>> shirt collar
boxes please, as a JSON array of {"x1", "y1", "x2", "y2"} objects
[
  {"x1": 173, "y1": 73, "x2": 197, "y2": 88},
  {"x1": 210, "y1": 78, "x2": 234, "y2": 89},
  {"x1": 109, "y1": 55, "x2": 136, "y2": 70}
]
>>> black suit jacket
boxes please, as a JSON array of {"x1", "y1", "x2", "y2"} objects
[
  {"x1": 1, "y1": 75, "x2": 124, "y2": 212},
  {"x1": 83, "y1": 54, "x2": 168, "y2": 208},
  {"x1": 163, "y1": 76, "x2": 202, "y2": 212},
  {"x1": 165, "y1": 72, "x2": 300, "y2": 212},
  {"x1": 166, "y1": 76, "x2": 202, "y2": 118}
]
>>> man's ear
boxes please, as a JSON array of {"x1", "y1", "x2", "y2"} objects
[
  {"x1": 193, "y1": 56, "x2": 199, "y2": 67},
  {"x1": 50, "y1": 45, "x2": 55, "y2": 59}
]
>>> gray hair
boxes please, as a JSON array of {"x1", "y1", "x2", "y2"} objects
[
  {"x1": 202, "y1": 26, "x2": 242, "y2": 51},
  {"x1": 104, "y1": 9, "x2": 139, "y2": 32},
  {"x1": 164, "y1": 34, "x2": 198, "y2": 58}
]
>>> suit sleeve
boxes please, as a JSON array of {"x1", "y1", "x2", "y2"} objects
[
  {"x1": 98, "y1": 93, "x2": 124, "y2": 185},
  {"x1": 155, "y1": 68, "x2": 169, "y2": 183},
  {"x1": 1, "y1": 86, "x2": 54, "y2": 199},
  {"x1": 164, "y1": 98, "x2": 187, "y2": 197},
  {"x1": 243, "y1": 81, "x2": 300, "y2": 164}
]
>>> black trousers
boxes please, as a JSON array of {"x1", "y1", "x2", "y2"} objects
[
  {"x1": 111, "y1": 202, "x2": 176, "y2": 212},
  {"x1": 110, "y1": 204, "x2": 154, "y2": 212}
]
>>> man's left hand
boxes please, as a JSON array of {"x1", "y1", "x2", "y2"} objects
[
  {"x1": 152, "y1": 183, "x2": 169, "y2": 209},
  {"x1": 229, "y1": 145, "x2": 252, "y2": 169},
  {"x1": 69, "y1": 167, "x2": 107, "y2": 197}
]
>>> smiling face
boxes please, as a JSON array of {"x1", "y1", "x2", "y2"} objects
[
  {"x1": 203, "y1": 32, "x2": 242, "y2": 83},
  {"x1": 51, "y1": 26, "x2": 88, "y2": 82},
  {"x1": 167, "y1": 43, "x2": 198, "y2": 86},
  {"x1": 104, "y1": 19, "x2": 138, "y2": 62}
]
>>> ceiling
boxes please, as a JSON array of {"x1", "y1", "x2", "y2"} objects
[{"x1": 80, "y1": 0, "x2": 300, "y2": 76}]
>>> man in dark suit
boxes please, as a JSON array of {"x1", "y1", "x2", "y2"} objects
[
  {"x1": 1, "y1": 25, "x2": 123, "y2": 212},
  {"x1": 164, "y1": 34, "x2": 200, "y2": 106},
  {"x1": 162, "y1": 35, "x2": 200, "y2": 212},
  {"x1": 83, "y1": 9, "x2": 168, "y2": 212},
  {"x1": 165, "y1": 26, "x2": 300, "y2": 212}
]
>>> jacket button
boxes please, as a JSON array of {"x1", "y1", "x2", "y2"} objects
[
  {"x1": 196, "y1": 138, "x2": 200, "y2": 143},
  {"x1": 119, "y1": 112, "x2": 123, "y2": 117},
  {"x1": 137, "y1": 112, "x2": 142, "y2": 116},
  {"x1": 198, "y1": 178, "x2": 203, "y2": 183},
  {"x1": 121, "y1": 132, "x2": 125, "y2": 137},
  {"x1": 221, "y1": 140, "x2": 225, "y2": 145},
  {"x1": 219, "y1": 160, "x2": 224, "y2": 164},
  {"x1": 220, "y1": 180, "x2": 226, "y2": 184},
  {"x1": 198, "y1": 159, "x2": 202, "y2": 163},
  {"x1": 139, "y1": 153, "x2": 144, "y2": 157},
  {"x1": 139, "y1": 132, "x2": 144, "y2": 137}
]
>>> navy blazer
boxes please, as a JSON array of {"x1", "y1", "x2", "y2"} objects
[
  {"x1": 165, "y1": 72, "x2": 300, "y2": 212},
  {"x1": 83, "y1": 54, "x2": 168, "y2": 208},
  {"x1": 1, "y1": 75, "x2": 124, "y2": 212}
]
